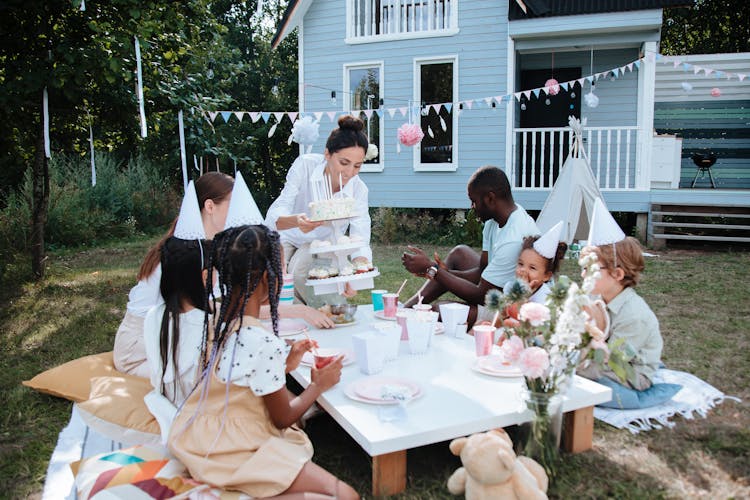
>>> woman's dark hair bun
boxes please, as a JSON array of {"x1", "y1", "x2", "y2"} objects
[{"x1": 338, "y1": 115, "x2": 365, "y2": 132}]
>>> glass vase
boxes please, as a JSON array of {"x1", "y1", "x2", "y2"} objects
[{"x1": 517, "y1": 390, "x2": 563, "y2": 479}]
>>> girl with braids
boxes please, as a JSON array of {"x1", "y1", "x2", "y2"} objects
[
  {"x1": 265, "y1": 115, "x2": 373, "y2": 308},
  {"x1": 143, "y1": 237, "x2": 212, "y2": 408},
  {"x1": 168, "y1": 225, "x2": 359, "y2": 499},
  {"x1": 114, "y1": 172, "x2": 234, "y2": 377}
]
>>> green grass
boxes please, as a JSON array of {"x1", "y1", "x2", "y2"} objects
[{"x1": 1, "y1": 240, "x2": 749, "y2": 498}]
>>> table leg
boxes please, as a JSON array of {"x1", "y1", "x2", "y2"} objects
[
  {"x1": 562, "y1": 406, "x2": 594, "y2": 453},
  {"x1": 372, "y1": 450, "x2": 407, "y2": 496}
]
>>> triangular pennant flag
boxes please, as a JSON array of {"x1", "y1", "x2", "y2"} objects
[
  {"x1": 693, "y1": 66, "x2": 701, "y2": 74},
  {"x1": 273, "y1": 111, "x2": 284, "y2": 122},
  {"x1": 577, "y1": 78, "x2": 585, "y2": 86},
  {"x1": 465, "y1": 99, "x2": 474, "y2": 109},
  {"x1": 208, "y1": 111, "x2": 219, "y2": 122},
  {"x1": 327, "y1": 111, "x2": 337, "y2": 121},
  {"x1": 681, "y1": 62, "x2": 690, "y2": 71},
  {"x1": 714, "y1": 71, "x2": 723, "y2": 79},
  {"x1": 560, "y1": 82, "x2": 569, "y2": 91},
  {"x1": 627, "y1": 62, "x2": 634, "y2": 71},
  {"x1": 586, "y1": 75, "x2": 594, "y2": 83},
  {"x1": 364, "y1": 109, "x2": 373, "y2": 118},
  {"x1": 541, "y1": 86, "x2": 550, "y2": 96},
  {"x1": 398, "y1": 106, "x2": 407, "y2": 116},
  {"x1": 704, "y1": 68, "x2": 714, "y2": 76},
  {"x1": 612, "y1": 68, "x2": 620, "y2": 77},
  {"x1": 220, "y1": 111, "x2": 232, "y2": 123},
  {"x1": 484, "y1": 97, "x2": 494, "y2": 106},
  {"x1": 532, "y1": 88, "x2": 541, "y2": 98},
  {"x1": 673, "y1": 60, "x2": 681, "y2": 68},
  {"x1": 287, "y1": 111, "x2": 298, "y2": 122},
  {"x1": 174, "y1": 181, "x2": 206, "y2": 240},
  {"x1": 494, "y1": 96, "x2": 503, "y2": 104},
  {"x1": 738, "y1": 73, "x2": 747, "y2": 82},
  {"x1": 502, "y1": 95, "x2": 511, "y2": 103},
  {"x1": 514, "y1": 93, "x2": 522, "y2": 101},
  {"x1": 522, "y1": 91, "x2": 531, "y2": 100},
  {"x1": 250, "y1": 112, "x2": 261, "y2": 123},
  {"x1": 314, "y1": 111, "x2": 323, "y2": 121},
  {"x1": 260, "y1": 112, "x2": 271, "y2": 123},
  {"x1": 375, "y1": 109, "x2": 383, "y2": 118},
  {"x1": 234, "y1": 111, "x2": 244, "y2": 122},
  {"x1": 634, "y1": 60, "x2": 641, "y2": 69},
  {"x1": 224, "y1": 172, "x2": 265, "y2": 229},
  {"x1": 387, "y1": 107, "x2": 397, "y2": 118},
  {"x1": 431, "y1": 103, "x2": 440, "y2": 113},
  {"x1": 655, "y1": 53, "x2": 663, "y2": 61}
]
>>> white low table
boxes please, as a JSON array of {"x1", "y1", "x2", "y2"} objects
[{"x1": 290, "y1": 305, "x2": 611, "y2": 496}]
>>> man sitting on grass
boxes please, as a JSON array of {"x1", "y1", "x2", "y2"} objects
[{"x1": 401, "y1": 165, "x2": 538, "y2": 326}]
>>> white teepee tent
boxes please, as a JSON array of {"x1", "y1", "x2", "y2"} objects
[{"x1": 536, "y1": 117, "x2": 605, "y2": 244}]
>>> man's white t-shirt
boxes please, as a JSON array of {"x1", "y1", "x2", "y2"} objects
[{"x1": 480, "y1": 204, "x2": 539, "y2": 288}]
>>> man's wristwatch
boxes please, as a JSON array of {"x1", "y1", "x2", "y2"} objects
[{"x1": 425, "y1": 264, "x2": 439, "y2": 280}]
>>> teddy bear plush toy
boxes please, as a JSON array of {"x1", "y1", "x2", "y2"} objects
[{"x1": 446, "y1": 429, "x2": 549, "y2": 500}]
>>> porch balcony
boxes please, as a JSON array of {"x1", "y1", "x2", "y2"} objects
[
  {"x1": 346, "y1": 0, "x2": 459, "y2": 43},
  {"x1": 511, "y1": 125, "x2": 640, "y2": 190}
]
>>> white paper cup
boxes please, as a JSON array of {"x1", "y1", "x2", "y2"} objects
[
  {"x1": 351, "y1": 333, "x2": 385, "y2": 375},
  {"x1": 439, "y1": 302, "x2": 470, "y2": 338},
  {"x1": 373, "y1": 323, "x2": 401, "y2": 361},
  {"x1": 406, "y1": 317, "x2": 433, "y2": 354}
]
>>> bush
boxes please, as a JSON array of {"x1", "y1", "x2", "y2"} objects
[
  {"x1": 0, "y1": 153, "x2": 179, "y2": 258},
  {"x1": 370, "y1": 207, "x2": 482, "y2": 247}
]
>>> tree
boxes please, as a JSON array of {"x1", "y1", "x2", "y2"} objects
[{"x1": 661, "y1": 0, "x2": 750, "y2": 55}]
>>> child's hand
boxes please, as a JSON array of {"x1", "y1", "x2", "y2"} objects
[
  {"x1": 301, "y1": 306, "x2": 335, "y2": 329},
  {"x1": 341, "y1": 282, "x2": 357, "y2": 298},
  {"x1": 311, "y1": 356, "x2": 344, "y2": 391},
  {"x1": 285, "y1": 339, "x2": 317, "y2": 372}
]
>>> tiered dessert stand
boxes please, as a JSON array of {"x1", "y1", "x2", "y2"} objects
[{"x1": 304, "y1": 217, "x2": 379, "y2": 296}]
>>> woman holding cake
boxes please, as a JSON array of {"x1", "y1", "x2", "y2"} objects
[{"x1": 265, "y1": 115, "x2": 373, "y2": 308}]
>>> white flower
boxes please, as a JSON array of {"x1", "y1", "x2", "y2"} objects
[{"x1": 365, "y1": 143, "x2": 379, "y2": 161}]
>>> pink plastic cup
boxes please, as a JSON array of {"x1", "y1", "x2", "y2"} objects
[
  {"x1": 473, "y1": 325, "x2": 495, "y2": 357},
  {"x1": 382, "y1": 293, "x2": 399, "y2": 318},
  {"x1": 314, "y1": 348, "x2": 340, "y2": 369}
]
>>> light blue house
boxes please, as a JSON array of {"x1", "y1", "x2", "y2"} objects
[{"x1": 273, "y1": 0, "x2": 749, "y2": 243}]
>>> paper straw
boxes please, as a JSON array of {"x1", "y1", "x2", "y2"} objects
[
  {"x1": 417, "y1": 292, "x2": 423, "y2": 305},
  {"x1": 491, "y1": 310, "x2": 500, "y2": 328},
  {"x1": 339, "y1": 172, "x2": 343, "y2": 193},
  {"x1": 302, "y1": 330, "x2": 318, "y2": 356},
  {"x1": 396, "y1": 279, "x2": 408, "y2": 297}
]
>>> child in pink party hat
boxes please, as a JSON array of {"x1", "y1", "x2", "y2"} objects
[{"x1": 578, "y1": 198, "x2": 663, "y2": 391}]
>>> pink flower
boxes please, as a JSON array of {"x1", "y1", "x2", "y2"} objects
[
  {"x1": 500, "y1": 335, "x2": 524, "y2": 363},
  {"x1": 519, "y1": 347, "x2": 550, "y2": 379},
  {"x1": 519, "y1": 302, "x2": 550, "y2": 327},
  {"x1": 397, "y1": 123, "x2": 424, "y2": 147}
]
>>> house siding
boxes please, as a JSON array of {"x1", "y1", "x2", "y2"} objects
[{"x1": 300, "y1": 0, "x2": 511, "y2": 209}]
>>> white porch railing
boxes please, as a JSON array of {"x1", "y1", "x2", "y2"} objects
[
  {"x1": 349, "y1": 0, "x2": 456, "y2": 39},
  {"x1": 511, "y1": 126, "x2": 639, "y2": 190}
]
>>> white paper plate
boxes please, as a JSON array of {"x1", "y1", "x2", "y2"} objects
[
  {"x1": 344, "y1": 376, "x2": 422, "y2": 405},
  {"x1": 472, "y1": 356, "x2": 523, "y2": 378}
]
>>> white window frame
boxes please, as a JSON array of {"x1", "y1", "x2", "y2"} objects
[
  {"x1": 344, "y1": 60, "x2": 385, "y2": 173},
  {"x1": 413, "y1": 54, "x2": 458, "y2": 172},
  {"x1": 345, "y1": 0, "x2": 460, "y2": 44}
]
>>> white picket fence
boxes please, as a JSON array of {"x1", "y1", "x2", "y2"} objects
[
  {"x1": 349, "y1": 0, "x2": 456, "y2": 39},
  {"x1": 512, "y1": 126, "x2": 639, "y2": 190}
]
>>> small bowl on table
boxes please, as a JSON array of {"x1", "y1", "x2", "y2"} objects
[{"x1": 329, "y1": 304, "x2": 358, "y2": 324}]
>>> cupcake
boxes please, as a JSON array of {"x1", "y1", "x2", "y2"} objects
[{"x1": 340, "y1": 263, "x2": 355, "y2": 276}]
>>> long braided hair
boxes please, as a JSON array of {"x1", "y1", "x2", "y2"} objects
[
  {"x1": 158, "y1": 237, "x2": 212, "y2": 400},
  {"x1": 200, "y1": 224, "x2": 284, "y2": 374}
]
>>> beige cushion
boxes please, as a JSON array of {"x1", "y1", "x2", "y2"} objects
[
  {"x1": 76, "y1": 375, "x2": 161, "y2": 446},
  {"x1": 22, "y1": 352, "x2": 119, "y2": 402}
]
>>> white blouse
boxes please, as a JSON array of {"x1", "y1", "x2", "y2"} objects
[
  {"x1": 126, "y1": 264, "x2": 164, "y2": 317},
  {"x1": 216, "y1": 325, "x2": 291, "y2": 396},
  {"x1": 264, "y1": 153, "x2": 372, "y2": 261}
]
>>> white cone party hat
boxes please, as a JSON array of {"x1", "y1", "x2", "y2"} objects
[
  {"x1": 224, "y1": 171, "x2": 265, "y2": 229},
  {"x1": 174, "y1": 181, "x2": 206, "y2": 240},
  {"x1": 533, "y1": 221, "x2": 563, "y2": 259},
  {"x1": 587, "y1": 197, "x2": 625, "y2": 246}
]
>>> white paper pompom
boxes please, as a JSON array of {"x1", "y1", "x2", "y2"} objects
[
  {"x1": 364, "y1": 143, "x2": 379, "y2": 161},
  {"x1": 584, "y1": 91, "x2": 599, "y2": 109},
  {"x1": 289, "y1": 115, "x2": 320, "y2": 148}
]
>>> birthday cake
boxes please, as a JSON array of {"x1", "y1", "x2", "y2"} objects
[{"x1": 309, "y1": 196, "x2": 356, "y2": 221}]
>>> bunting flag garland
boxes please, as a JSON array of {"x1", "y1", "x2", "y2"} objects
[
  {"x1": 43, "y1": 87, "x2": 50, "y2": 158},
  {"x1": 134, "y1": 36, "x2": 147, "y2": 138}
]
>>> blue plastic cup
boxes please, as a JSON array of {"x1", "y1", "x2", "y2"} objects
[{"x1": 371, "y1": 289, "x2": 387, "y2": 312}]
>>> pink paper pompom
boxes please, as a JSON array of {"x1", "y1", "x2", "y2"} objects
[
  {"x1": 519, "y1": 346, "x2": 550, "y2": 379},
  {"x1": 710, "y1": 87, "x2": 722, "y2": 97},
  {"x1": 397, "y1": 123, "x2": 424, "y2": 147},
  {"x1": 519, "y1": 302, "x2": 551, "y2": 327},
  {"x1": 545, "y1": 78, "x2": 560, "y2": 96}
]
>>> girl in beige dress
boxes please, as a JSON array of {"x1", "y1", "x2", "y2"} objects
[{"x1": 168, "y1": 225, "x2": 359, "y2": 499}]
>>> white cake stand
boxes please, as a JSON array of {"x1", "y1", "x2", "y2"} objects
[{"x1": 304, "y1": 217, "x2": 379, "y2": 295}]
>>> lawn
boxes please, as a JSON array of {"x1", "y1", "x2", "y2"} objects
[{"x1": 1, "y1": 239, "x2": 748, "y2": 498}]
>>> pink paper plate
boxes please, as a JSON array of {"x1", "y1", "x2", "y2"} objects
[
  {"x1": 262, "y1": 318, "x2": 309, "y2": 337},
  {"x1": 351, "y1": 376, "x2": 421, "y2": 402},
  {"x1": 373, "y1": 310, "x2": 398, "y2": 321},
  {"x1": 474, "y1": 356, "x2": 523, "y2": 378}
]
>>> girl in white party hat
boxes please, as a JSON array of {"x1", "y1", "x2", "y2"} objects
[
  {"x1": 579, "y1": 198, "x2": 663, "y2": 391},
  {"x1": 508, "y1": 221, "x2": 568, "y2": 304}
]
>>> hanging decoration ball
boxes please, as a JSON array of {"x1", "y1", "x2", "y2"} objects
[
  {"x1": 545, "y1": 78, "x2": 560, "y2": 96},
  {"x1": 397, "y1": 122, "x2": 424, "y2": 147},
  {"x1": 520, "y1": 102, "x2": 527, "y2": 111},
  {"x1": 570, "y1": 91, "x2": 576, "y2": 99},
  {"x1": 545, "y1": 98, "x2": 551, "y2": 105},
  {"x1": 289, "y1": 116, "x2": 320, "y2": 151},
  {"x1": 681, "y1": 82, "x2": 693, "y2": 92},
  {"x1": 584, "y1": 91, "x2": 599, "y2": 109},
  {"x1": 710, "y1": 87, "x2": 722, "y2": 97}
]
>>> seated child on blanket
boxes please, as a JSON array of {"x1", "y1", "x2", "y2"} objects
[
  {"x1": 167, "y1": 225, "x2": 359, "y2": 499},
  {"x1": 579, "y1": 236, "x2": 663, "y2": 391}
]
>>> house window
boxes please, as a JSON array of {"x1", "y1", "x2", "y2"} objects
[
  {"x1": 345, "y1": 62, "x2": 383, "y2": 172},
  {"x1": 415, "y1": 57, "x2": 456, "y2": 171},
  {"x1": 348, "y1": 0, "x2": 458, "y2": 42}
]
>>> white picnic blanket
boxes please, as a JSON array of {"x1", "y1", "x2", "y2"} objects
[{"x1": 593, "y1": 368, "x2": 740, "y2": 434}]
